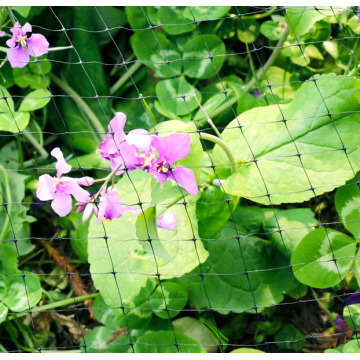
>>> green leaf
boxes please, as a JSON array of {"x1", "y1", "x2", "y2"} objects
[
  {"x1": 237, "y1": 20, "x2": 260, "y2": 44},
  {"x1": 260, "y1": 20, "x2": 285, "y2": 41},
  {"x1": 286, "y1": 6, "x2": 340, "y2": 36},
  {"x1": 0, "y1": 112, "x2": 30, "y2": 133},
  {"x1": 150, "y1": 282, "x2": 188, "y2": 319},
  {"x1": 343, "y1": 304, "x2": 360, "y2": 331},
  {"x1": 291, "y1": 228, "x2": 356, "y2": 288},
  {"x1": 155, "y1": 77, "x2": 201, "y2": 116},
  {"x1": 136, "y1": 206, "x2": 171, "y2": 260},
  {"x1": 213, "y1": 74, "x2": 360, "y2": 204},
  {"x1": 92, "y1": 295, "x2": 123, "y2": 330},
  {"x1": 183, "y1": 6, "x2": 231, "y2": 21},
  {"x1": 231, "y1": 348, "x2": 265, "y2": 353},
  {"x1": 274, "y1": 324, "x2": 306, "y2": 351},
  {"x1": 355, "y1": 255, "x2": 360, "y2": 287},
  {"x1": 173, "y1": 317, "x2": 218, "y2": 353},
  {"x1": 82, "y1": 326, "x2": 117, "y2": 353},
  {"x1": 18, "y1": 89, "x2": 51, "y2": 112},
  {"x1": 0, "y1": 246, "x2": 18, "y2": 276},
  {"x1": 125, "y1": 6, "x2": 149, "y2": 29},
  {"x1": 130, "y1": 31, "x2": 181, "y2": 78},
  {"x1": 342, "y1": 339, "x2": 360, "y2": 353},
  {"x1": 180, "y1": 222, "x2": 295, "y2": 314},
  {"x1": 263, "y1": 208, "x2": 317, "y2": 256},
  {"x1": 13, "y1": 60, "x2": 51, "y2": 89},
  {"x1": 335, "y1": 178, "x2": 360, "y2": 239},
  {"x1": 0, "y1": 272, "x2": 41, "y2": 312},
  {"x1": 12, "y1": 6, "x2": 31, "y2": 17},
  {"x1": 88, "y1": 212, "x2": 148, "y2": 306},
  {"x1": 158, "y1": 7, "x2": 196, "y2": 35},
  {"x1": 0, "y1": 302, "x2": 8, "y2": 324},
  {"x1": 183, "y1": 35, "x2": 226, "y2": 79},
  {"x1": 197, "y1": 186, "x2": 238, "y2": 239},
  {"x1": 134, "y1": 331, "x2": 205, "y2": 353}
]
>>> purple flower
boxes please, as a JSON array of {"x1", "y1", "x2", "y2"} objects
[
  {"x1": 251, "y1": 89, "x2": 262, "y2": 99},
  {"x1": 358, "y1": 6, "x2": 360, "y2": 24},
  {"x1": 335, "y1": 315, "x2": 350, "y2": 333},
  {"x1": 36, "y1": 148, "x2": 94, "y2": 217},
  {"x1": 345, "y1": 292, "x2": 360, "y2": 306},
  {"x1": 147, "y1": 134, "x2": 198, "y2": 195},
  {"x1": 76, "y1": 197, "x2": 98, "y2": 223},
  {"x1": 97, "y1": 187, "x2": 140, "y2": 224},
  {"x1": 156, "y1": 211, "x2": 177, "y2": 230},
  {"x1": 6, "y1": 22, "x2": 49, "y2": 68},
  {"x1": 0, "y1": 31, "x2": 6, "y2": 37}
]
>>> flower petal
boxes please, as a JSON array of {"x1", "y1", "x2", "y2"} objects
[
  {"x1": 149, "y1": 168, "x2": 169, "y2": 184},
  {"x1": 108, "y1": 112, "x2": 127, "y2": 135},
  {"x1": 82, "y1": 203, "x2": 95, "y2": 223},
  {"x1": 127, "y1": 129, "x2": 152, "y2": 153},
  {"x1": 51, "y1": 192, "x2": 73, "y2": 217},
  {"x1": 75, "y1": 176, "x2": 94, "y2": 186},
  {"x1": 36, "y1": 174, "x2": 55, "y2": 201},
  {"x1": 7, "y1": 46, "x2": 30, "y2": 68},
  {"x1": 165, "y1": 133, "x2": 191, "y2": 164},
  {"x1": 345, "y1": 292, "x2": 360, "y2": 306},
  {"x1": 22, "y1": 22, "x2": 32, "y2": 34},
  {"x1": 169, "y1": 167, "x2": 198, "y2": 195},
  {"x1": 6, "y1": 37, "x2": 16, "y2": 48},
  {"x1": 97, "y1": 196, "x2": 106, "y2": 224},
  {"x1": 157, "y1": 211, "x2": 177, "y2": 231},
  {"x1": 63, "y1": 180, "x2": 90, "y2": 202},
  {"x1": 51, "y1": 147, "x2": 72, "y2": 177},
  {"x1": 151, "y1": 135, "x2": 169, "y2": 162},
  {"x1": 27, "y1": 33, "x2": 49, "y2": 57}
]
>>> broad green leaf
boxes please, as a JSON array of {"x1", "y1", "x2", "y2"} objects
[
  {"x1": 197, "y1": 186, "x2": 238, "y2": 239},
  {"x1": 285, "y1": 7, "x2": 345, "y2": 36},
  {"x1": 0, "y1": 245, "x2": 18, "y2": 276},
  {"x1": 82, "y1": 326, "x2": 117, "y2": 353},
  {"x1": 0, "y1": 272, "x2": 41, "y2": 312},
  {"x1": 18, "y1": 89, "x2": 51, "y2": 112},
  {"x1": 343, "y1": 339, "x2": 360, "y2": 353},
  {"x1": 173, "y1": 317, "x2": 218, "y2": 353},
  {"x1": 125, "y1": 6, "x2": 149, "y2": 29},
  {"x1": 274, "y1": 324, "x2": 306, "y2": 351},
  {"x1": 260, "y1": 66, "x2": 299, "y2": 104},
  {"x1": 159, "y1": 7, "x2": 196, "y2": 35},
  {"x1": 130, "y1": 31, "x2": 182, "y2": 78},
  {"x1": 180, "y1": 222, "x2": 295, "y2": 314},
  {"x1": 183, "y1": 6, "x2": 231, "y2": 21},
  {"x1": 136, "y1": 206, "x2": 171, "y2": 260},
  {"x1": 260, "y1": 20, "x2": 285, "y2": 41},
  {"x1": 343, "y1": 304, "x2": 360, "y2": 331},
  {"x1": 263, "y1": 208, "x2": 317, "y2": 256},
  {"x1": 213, "y1": 74, "x2": 360, "y2": 204},
  {"x1": 231, "y1": 348, "x2": 265, "y2": 353},
  {"x1": 134, "y1": 331, "x2": 205, "y2": 353},
  {"x1": 355, "y1": 256, "x2": 360, "y2": 287},
  {"x1": 291, "y1": 228, "x2": 356, "y2": 288},
  {"x1": 155, "y1": 77, "x2": 201, "y2": 116},
  {"x1": 92, "y1": 294, "x2": 123, "y2": 330},
  {"x1": 88, "y1": 212, "x2": 148, "y2": 306},
  {"x1": 0, "y1": 86, "x2": 14, "y2": 113},
  {"x1": 0, "y1": 112, "x2": 30, "y2": 133},
  {"x1": 335, "y1": 178, "x2": 360, "y2": 239},
  {"x1": 0, "y1": 302, "x2": 8, "y2": 324},
  {"x1": 150, "y1": 282, "x2": 188, "y2": 319},
  {"x1": 183, "y1": 35, "x2": 226, "y2": 79},
  {"x1": 12, "y1": 6, "x2": 31, "y2": 17},
  {"x1": 13, "y1": 60, "x2": 51, "y2": 89},
  {"x1": 237, "y1": 20, "x2": 260, "y2": 44}
]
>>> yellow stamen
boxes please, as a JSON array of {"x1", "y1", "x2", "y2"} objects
[
  {"x1": 17, "y1": 35, "x2": 28, "y2": 49},
  {"x1": 142, "y1": 153, "x2": 155, "y2": 167},
  {"x1": 53, "y1": 177, "x2": 61, "y2": 187},
  {"x1": 96, "y1": 148, "x2": 101, "y2": 154},
  {"x1": 156, "y1": 160, "x2": 168, "y2": 173}
]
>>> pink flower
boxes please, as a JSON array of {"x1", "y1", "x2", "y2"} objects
[
  {"x1": 0, "y1": 31, "x2": 6, "y2": 37},
  {"x1": 6, "y1": 22, "x2": 49, "y2": 68},
  {"x1": 96, "y1": 187, "x2": 140, "y2": 224},
  {"x1": 156, "y1": 211, "x2": 177, "y2": 230},
  {"x1": 147, "y1": 134, "x2": 198, "y2": 195},
  {"x1": 36, "y1": 148, "x2": 94, "y2": 217}
]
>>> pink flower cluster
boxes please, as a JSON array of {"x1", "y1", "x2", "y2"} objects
[{"x1": 36, "y1": 113, "x2": 197, "y2": 230}]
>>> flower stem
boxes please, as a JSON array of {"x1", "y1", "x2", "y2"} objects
[
  {"x1": 199, "y1": 132, "x2": 237, "y2": 173},
  {"x1": 7, "y1": 293, "x2": 99, "y2": 320},
  {"x1": 194, "y1": 94, "x2": 222, "y2": 138},
  {"x1": 23, "y1": 132, "x2": 48, "y2": 159},
  {"x1": 6, "y1": 6, "x2": 16, "y2": 26},
  {"x1": 49, "y1": 73, "x2": 105, "y2": 140},
  {"x1": 242, "y1": 6, "x2": 277, "y2": 20},
  {"x1": 48, "y1": 45, "x2": 74, "y2": 52},
  {"x1": 0, "y1": 163, "x2": 11, "y2": 241},
  {"x1": 140, "y1": 94, "x2": 157, "y2": 126},
  {"x1": 110, "y1": 61, "x2": 142, "y2": 95}
]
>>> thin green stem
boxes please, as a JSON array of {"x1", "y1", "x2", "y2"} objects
[
  {"x1": 0, "y1": 164, "x2": 11, "y2": 240},
  {"x1": 6, "y1": 7, "x2": 16, "y2": 26},
  {"x1": 310, "y1": 288, "x2": 336, "y2": 325},
  {"x1": 23, "y1": 132, "x2": 48, "y2": 159},
  {"x1": 199, "y1": 132, "x2": 236, "y2": 173},
  {"x1": 16, "y1": 136, "x2": 24, "y2": 170},
  {"x1": 242, "y1": 6, "x2": 277, "y2": 20},
  {"x1": 49, "y1": 73, "x2": 105, "y2": 140},
  {"x1": 8, "y1": 293, "x2": 99, "y2": 320},
  {"x1": 110, "y1": 61, "x2": 142, "y2": 95},
  {"x1": 48, "y1": 45, "x2": 73, "y2": 52},
  {"x1": 140, "y1": 94, "x2": 157, "y2": 126}
]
